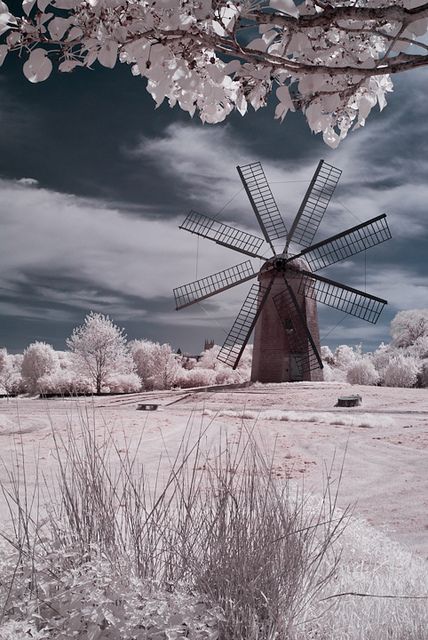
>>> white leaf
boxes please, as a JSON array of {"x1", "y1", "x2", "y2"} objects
[
  {"x1": 0, "y1": 44, "x2": 7, "y2": 67},
  {"x1": 49, "y1": 16, "x2": 71, "y2": 39},
  {"x1": 223, "y1": 60, "x2": 240, "y2": 74},
  {"x1": 59, "y1": 58, "x2": 82, "y2": 72},
  {"x1": 248, "y1": 38, "x2": 267, "y2": 52},
  {"x1": 269, "y1": 0, "x2": 298, "y2": 17},
  {"x1": 322, "y1": 128, "x2": 340, "y2": 148},
  {"x1": 0, "y1": 2, "x2": 15, "y2": 35},
  {"x1": 54, "y1": 0, "x2": 80, "y2": 7},
  {"x1": 98, "y1": 40, "x2": 118, "y2": 68},
  {"x1": 275, "y1": 84, "x2": 294, "y2": 120},
  {"x1": 23, "y1": 48, "x2": 52, "y2": 82},
  {"x1": 66, "y1": 26, "x2": 82, "y2": 41},
  {"x1": 22, "y1": 0, "x2": 36, "y2": 15}
]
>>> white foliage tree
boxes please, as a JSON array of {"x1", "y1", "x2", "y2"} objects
[
  {"x1": 67, "y1": 312, "x2": 135, "y2": 394},
  {"x1": 0, "y1": 347, "x2": 7, "y2": 375},
  {"x1": 2, "y1": 1, "x2": 428, "y2": 145},
  {"x1": 130, "y1": 339, "x2": 180, "y2": 390},
  {"x1": 333, "y1": 344, "x2": 362, "y2": 371},
  {"x1": 21, "y1": 341, "x2": 59, "y2": 393},
  {"x1": 195, "y1": 343, "x2": 251, "y2": 385},
  {"x1": 390, "y1": 309, "x2": 428, "y2": 348},
  {"x1": 0, "y1": 351, "x2": 25, "y2": 395}
]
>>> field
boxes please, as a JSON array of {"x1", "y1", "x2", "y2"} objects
[{"x1": 1, "y1": 381, "x2": 427, "y2": 638}]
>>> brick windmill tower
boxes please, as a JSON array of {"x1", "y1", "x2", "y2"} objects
[{"x1": 173, "y1": 161, "x2": 391, "y2": 383}]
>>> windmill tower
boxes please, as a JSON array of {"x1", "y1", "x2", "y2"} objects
[{"x1": 173, "y1": 160, "x2": 392, "y2": 383}]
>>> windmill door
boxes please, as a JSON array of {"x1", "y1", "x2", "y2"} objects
[{"x1": 290, "y1": 354, "x2": 304, "y2": 381}]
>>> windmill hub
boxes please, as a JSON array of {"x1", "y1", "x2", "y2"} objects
[{"x1": 262, "y1": 255, "x2": 310, "y2": 276}]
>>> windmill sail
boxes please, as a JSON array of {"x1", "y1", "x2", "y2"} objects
[
  {"x1": 237, "y1": 162, "x2": 288, "y2": 253},
  {"x1": 287, "y1": 160, "x2": 342, "y2": 249},
  {"x1": 174, "y1": 261, "x2": 257, "y2": 310},
  {"x1": 298, "y1": 270, "x2": 387, "y2": 323},
  {"x1": 273, "y1": 279, "x2": 323, "y2": 374},
  {"x1": 218, "y1": 279, "x2": 274, "y2": 369},
  {"x1": 179, "y1": 210, "x2": 265, "y2": 259},
  {"x1": 289, "y1": 214, "x2": 391, "y2": 272}
]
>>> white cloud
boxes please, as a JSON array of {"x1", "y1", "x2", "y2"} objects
[
  {"x1": 0, "y1": 178, "x2": 257, "y2": 323},
  {"x1": 17, "y1": 177, "x2": 39, "y2": 187}
]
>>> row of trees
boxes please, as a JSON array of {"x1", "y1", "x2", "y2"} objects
[
  {"x1": 323, "y1": 309, "x2": 428, "y2": 388},
  {"x1": 1, "y1": 309, "x2": 428, "y2": 395},
  {"x1": 0, "y1": 312, "x2": 251, "y2": 396}
]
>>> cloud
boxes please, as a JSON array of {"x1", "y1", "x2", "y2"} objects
[
  {"x1": 17, "y1": 177, "x2": 39, "y2": 186},
  {"x1": 0, "y1": 178, "x2": 256, "y2": 326}
]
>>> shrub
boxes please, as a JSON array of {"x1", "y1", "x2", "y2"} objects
[
  {"x1": 321, "y1": 345, "x2": 334, "y2": 365},
  {"x1": 21, "y1": 341, "x2": 58, "y2": 393},
  {"x1": 333, "y1": 344, "x2": 362, "y2": 371},
  {"x1": 104, "y1": 372, "x2": 142, "y2": 394},
  {"x1": 130, "y1": 340, "x2": 180, "y2": 390},
  {"x1": 322, "y1": 362, "x2": 347, "y2": 382},
  {"x1": 347, "y1": 358, "x2": 380, "y2": 386},
  {"x1": 175, "y1": 367, "x2": 217, "y2": 388},
  {"x1": 383, "y1": 354, "x2": 420, "y2": 388},
  {"x1": 37, "y1": 369, "x2": 93, "y2": 395}
]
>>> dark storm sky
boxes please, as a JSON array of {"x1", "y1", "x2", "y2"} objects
[{"x1": 0, "y1": 53, "x2": 427, "y2": 354}]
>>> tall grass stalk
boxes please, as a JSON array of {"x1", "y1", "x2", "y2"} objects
[{"x1": 1, "y1": 405, "x2": 425, "y2": 639}]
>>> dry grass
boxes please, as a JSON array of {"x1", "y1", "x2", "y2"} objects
[{"x1": 0, "y1": 404, "x2": 426, "y2": 639}]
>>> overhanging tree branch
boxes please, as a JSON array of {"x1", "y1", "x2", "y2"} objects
[{"x1": 1, "y1": 0, "x2": 428, "y2": 147}]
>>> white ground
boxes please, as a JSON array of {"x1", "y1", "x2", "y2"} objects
[{"x1": 0, "y1": 382, "x2": 427, "y2": 559}]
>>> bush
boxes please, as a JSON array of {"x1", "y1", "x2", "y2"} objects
[
  {"x1": 130, "y1": 340, "x2": 180, "y2": 390},
  {"x1": 322, "y1": 362, "x2": 347, "y2": 382},
  {"x1": 347, "y1": 358, "x2": 380, "y2": 386},
  {"x1": 383, "y1": 355, "x2": 420, "y2": 388},
  {"x1": 0, "y1": 415, "x2": 347, "y2": 640},
  {"x1": 21, "y1": 341, "x2": 58, "y2": 393},
  {"x1": 38, "y1": 369, "x2": 94, "y2": 395},
  {"x1": 104, "y1": 372, "x2": 142, "y2": 393},
  {"x1": 175, "y1": 367, "x2": 217, "y2": 388}
]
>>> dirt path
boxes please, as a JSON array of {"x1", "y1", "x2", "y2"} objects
[{"x1": 0, "y1": 382, "x2": 427, "y2": 559}]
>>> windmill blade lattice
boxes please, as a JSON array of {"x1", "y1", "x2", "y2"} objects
[
  {"x1": 273, "y1": 280, "x2": 323, "y2": 375},
  {"x1": 298, "y1": 270, "x2": 387, "y2": 323},
  {"x1": 291, "y1": 214, "x2": 391, "y2": 272},
  {"x1": 237, "y1": 162, "x2": 288, "y2": 252},
  {"x1": 179, "y1": 210, "x2": 265, "y2": 259},
  {"x1": 173, "y1": 261, "x2": 256, "y2": 310},
  {"x1": 218, "y1": 278, "x2": 274, "y2": 369},
  {"x1": 287, "y1": 160, "x2": 342, "y2": 249},
  {"x1": 174, "y1": 158, "x2": 391, "y2": 382}
]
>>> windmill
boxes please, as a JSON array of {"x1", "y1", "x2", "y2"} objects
[{"x1": 173, "y1": 161, "x2": 392, "y2": 383}]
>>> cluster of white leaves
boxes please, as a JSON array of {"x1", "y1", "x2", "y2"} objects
[
  {"x1": 1, "y1": 1, "x2": 428, "y2": 144},
  {"x1": 21, "y1": 340, "x2": 58, "y2": 393},
  {"x1": 130, "y1": 339, "x2": 181, "y2": 390},
  {"x1": 0, "y1": 544, "x2": 220, "y2": 640},
  {"x1": 37, "y1": 367, "x2": 93, "y2": 394},
  {"x1": 0, "y1": 349, "x2": 25, "y2": 395},
  {"x1": 382, "y1": 352, "x2": 420, "y2": 387},
  {"x1": 323, "y1": 309, "x2": 428, "y2": 388},
  {"x1": 67, "y1": 311, "x2": 136, "y2": 393},
  {"x1": 390, "y1": 308, "x2": 428, "y2": 347},
  {"x1": 346, "y1": 357, "x2": 380, "y2": 386},
  {"x1": 176, "y1": 344, "x2": 251, "y2": 388}
]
